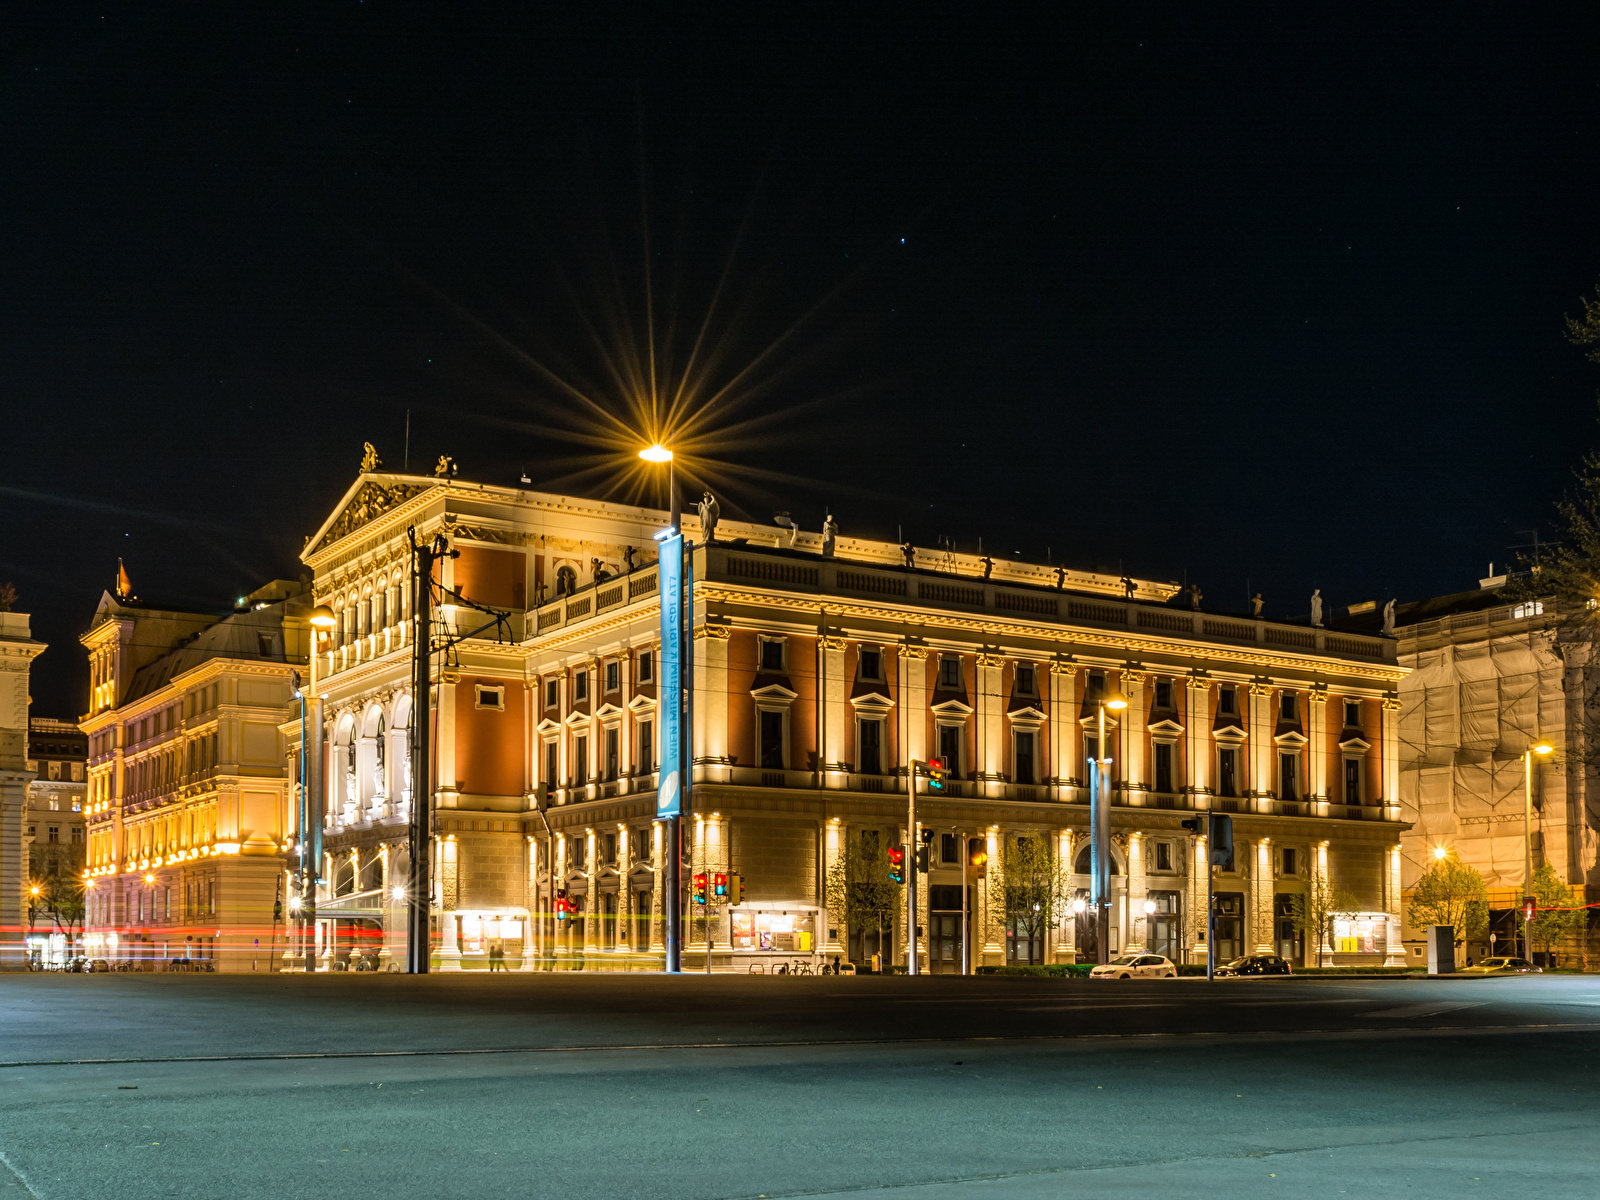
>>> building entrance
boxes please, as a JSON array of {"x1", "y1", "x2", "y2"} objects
[
  {"x1": 1213, "y1": 892, "x2": 1244, "y2": 962},
  {"x1": 1274, "y1": 892, "x2": 1303, "y2": 965},
  {"x1": 929, "y1": 885, "x2": 965, "y2": 974},
  {"x1": 1147, "y1": 891, "x2": 1182, "y2": 962}
]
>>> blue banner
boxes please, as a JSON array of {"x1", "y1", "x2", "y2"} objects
[{"x1": 656, "y1": 532, "x2": 683, "y2": 819}]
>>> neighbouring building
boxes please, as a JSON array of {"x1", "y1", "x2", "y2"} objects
[
  {"x1": 1, "y1": 607, "x2": 48, "y2": 971},
  {"x1": 25, "y1": 716, "x2": 87, "y2": 968},
  {"x1": 79, "y1": 572, "x2": 310, "y2": 971},
  {"x1": 295, "y1": 459, "x2": 1410, "y2": 972},
  {"x1": 1378, "y1": 570, "x2": 1597, "y2": 965}
]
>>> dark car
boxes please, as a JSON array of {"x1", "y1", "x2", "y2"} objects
[{"x1": 1215, "y1": 953, "x2": 1292, "y2": 977}]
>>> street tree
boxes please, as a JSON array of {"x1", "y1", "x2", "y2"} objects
[
  {"x1": 1529, "y1": 861, "x2": 1583, "y2": 961},
  {"x1": 42, "y1": 868, "x2": 85, "y2": 944},
  {"x1": 1288, "y1": 873, "x2": 1358, "y2": 967},
  {"x1": 825, "y1": 831, "x2": 900, "y2": 967},
  {"x1": 995, "y1": 833, "x2": 1070, "y2": 960},
  {"x1": 1407, "y1": 853, "x2": 1489, "y2": 944}
]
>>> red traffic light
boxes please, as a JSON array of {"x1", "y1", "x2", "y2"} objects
[
  {"x1": 1521, "y1": 895, "x2": 1538, "y2": 922},
  {"x1": 886, "y1": 845, "x2": 905, "y2": 884},
  {"x1": 693, "y1": 872, "x2": 708, "y2": 905},
  {"x1": 927, "y1": 757, "x2": 946, "y2": 791},
  {"x1": 713, "y1": 872, "x2": 728, "y2": 899}
]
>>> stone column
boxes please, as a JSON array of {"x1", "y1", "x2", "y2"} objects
[
  {"x1": 898, "y1": 646, "x2": 928, "y2": 774},
  {"x1": 584, "y1": 830, "x2": 598, "y2": 952},
  {"x1": 1189, "y1": 834, "x2": 1209, "y2": 963},
  {"x1": 619, "y1": 653, "x2": 633, "y2": 787},
  {"x1": 1048, "y1": 663, "x2": 1078, "y2": 799},
  {"x1": 821, "y1": 820, "x2": 844, "y2": 954},
  {"x1": 1385, "y1": 843, "x2": 1406, "y2": 965},
  {"x1": 696, "y1": 625, "x2": 731, "y2": 777},
  {"x1": 1251, "y1": 837, "x2": 1274, "y2": 952},
  {"x1": 977, "y1": 654, "x2": 1005, "y2": 798},
  {"x1": 821, "y1": 636, "x2": 848, "y2": 783},
  {"x1": 436, "y1": 679, "x2": 458, "y2": 799},
  {"x1": 1185, "y1": 677, "x2": 1212, "y2": 801},
  {"x1": 1308, "y1": 685, "x2": 1329, "y2": 807},
  {"x1": 1314, "y1": 841, "x2": 1334, "y2": 964},
  {"x1": 1057, "y1": 828, "x2": 1076, "y2": 961},
  {"x1": 1125, "y1": 831, "x2": 1147, "y2": 951},
  {"x1": 649, "y1": 824, "x2": 665, "y2": 953},
  {"x1": 1380, "y1": 695, "x2": 1401, "y2": 815},
  {"x1": 1120, "y1": 670, "x2": 1147, "y2": 800},
  {"x1": 981, "y1": 827, "x2": 1002, "y2": 963},
  {"x1": 1248, "y1": 682, "x2": 1273, "y2": 809}
]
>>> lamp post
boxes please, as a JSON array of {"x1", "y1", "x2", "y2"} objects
[
  {"x1": 303, "y1": 605, "x2": 336, "y2": 973},
  {"x1": 1090, "y1": 689, "x2": 1128, "y2": 965},
  {"x1": 639, "y1": 443, "x2": 687, "y2": 973},
  {"x1": 1522, "y1": 739, "x2": 1554, "y2": 959}
]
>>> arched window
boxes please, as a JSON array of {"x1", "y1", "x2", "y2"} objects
[
  {"x1": 1074, "y1": 844, "x2": 1123, "y2": 875},
  {"x1": 555, "y1": 565, "x2": 578, "y2": 597}
]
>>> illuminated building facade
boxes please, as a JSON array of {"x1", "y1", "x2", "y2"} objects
[
  {"x1": 24, "y1": 717, "x2": 87, "y2": 968},
  {"x1": 301, "y1": 466, "x2": 1410, "y2": 971},
  {"x1": 1387, "y1": 575, "x2": 1595, "y2": 963},
  {"x1": 79, "y1": 577, "x2": 309, "y2": 970},
  {"x1": 0, "y1": 608, "x2": 47, "y2": 971}
]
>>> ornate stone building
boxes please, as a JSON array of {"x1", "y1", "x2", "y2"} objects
[
  {"x1": 1, "y1": 608, "x2": 47, "y2": 971},
  {"x1": 298, "y1": 465, "x2": 1409, "y2": 971},
  {"x1": 79, "y1": 575, "x2": 309, "y2": 970},
  {"x1": 25, "y1": 717, "x2": 87, "y2": 968}
]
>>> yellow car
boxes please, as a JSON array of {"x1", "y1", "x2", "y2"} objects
[{"x1": 1457, "y1": 956, "x2": 1542, "y2": 975}]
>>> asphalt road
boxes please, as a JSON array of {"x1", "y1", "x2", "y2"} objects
[{"x1": 3, "y1": 972, "x2": 1599, "y2": 1198}]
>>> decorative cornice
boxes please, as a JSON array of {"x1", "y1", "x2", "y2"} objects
[
  {"x1": 1048, "y1": 661, "x2": 1078, "y2": 677},
  {"x1": 821, "y1": 636, "x2": 847, "y2": 652},
  {"x1": 696, "y1": 583, "x2": 1406, "y2": 683},
  {"x1": 976, "y1": 653, "x2": 1004, "y2": 668},
  {"x1": 1186, "y1": 674, "x2": 1213, "y2": 690},
  {"x1": 694, "y1": 624, "x2": 732, "y2": 641},
  {"x1": 1381, "y1": 695, "x2": 1402, "y2": 711},
  {"x1": 1247, "y1": 681, "x2": 1272, "y2": 697},
  {"x1": 898, "y1": 644, "x2": 929, "y2": 660}
]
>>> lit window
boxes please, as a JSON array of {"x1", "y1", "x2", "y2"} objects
[{"x1": 1513, "y1": 601, "x2": 1543, "y2": 619}]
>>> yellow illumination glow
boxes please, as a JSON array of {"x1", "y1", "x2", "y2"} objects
[
  {"x1": 638, "y1": 444, "x2": 673, "y2": 463},
  {"x1": 1432, "y1": 846, "x2": 1449, "y2": 860},
  {"x1": 310, "y1": 605, "x2": 337, "y2": 629},
  {"x1": 144, "y1": 873, "x2": 155, "y2": 883},
  {"x1": 1104, "y1": 691, "x2": 1129, "y2": 711},
  {"x1": 1532, "y1": 741, "x2": 1554, "y2": 756}
]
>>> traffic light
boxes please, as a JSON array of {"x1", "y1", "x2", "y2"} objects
[
  {"x1": 713, "y1": 872, "x2": 729, "y2": 900},
  {"x1": 693, "y1": 872, "x2": 708, "y2": 906},
  {"x1": 555, "y1": 890, "x2": 569, "y2": 921},
  {"x1": 887, "y1": 845, "x2": 905, "y2": 884},
  {"x1": 1521, "y1": 895, "x2": 1538, "y2": 922},
  {"x1": 1207, "y1": 814, "x2": 1234, "y2": 871},
  {"x1": 928, "y1": 757, "x2": 946, "y2": 792},
  {"x1": 1180, "y1": 818, "x2": 1201, "y2": 834},
  {"x1": 915, "y1": 847, "x2": 930, "y2": 873},
  {"x1": 729, "y1": 873, "x2": 744, "y2": 904},
  {"x1": 967, "y1": 837, "x2": 988, "y2": 877}
]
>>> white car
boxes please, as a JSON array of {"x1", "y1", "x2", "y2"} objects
[{"x1": 1090, "y1": 953, "x2": 1177, "y2": 979}]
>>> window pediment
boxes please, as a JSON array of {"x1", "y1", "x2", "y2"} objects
[
  {"x1": 1148, "y1": 717, "x2": 1185, "y2": 738},
  {"x1": 930, "y1": 697, "x2": 974, "y2": 717},
  {"x1": 535, "y1": 717, "x2": 563, "y2": 735},
  {"x1": 1212, "y1": 723, "x2": 1247, "y2": 744},
  {"x1": 751, "y1": 681, "x2": 799, "y2": 704},
  {"x1": 1338, "y1": 735, "x2": 1372, "y2": 754},
  {"x1": 626, "y1": 693, "x2": 658, "y2": 715},
  {"x1": 849, "y1": 689, "x2": 894, "y2": 712},
  {"x1": 1274, "y1": 729, "x2": 1308, "y2": 749},
  {"x1": 594, "y1": 701, "x2": 624, "y2": 720},
  {"x1": 1006, "y1": 704, "x2": 1047, "y2": 726},
  {"x1": 562, "y1": 710, "x2": 592, "y2": 729},
  {"x1": 1077, "y1": 713, "x2": 1120, "y2": 730}
]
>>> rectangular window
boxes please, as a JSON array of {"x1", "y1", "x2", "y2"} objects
[
  {"x1": 1155, "y1": 841, "x2": 1173, "y2": 871},
  {"x1": 637, "y1": 650, "x2": 654, "y2": 684},
  {"x1": 475, "y1": 684, "x2": 505, "y2": 711},
  {"x1": 1015, "y1": 664, "x2": 1036, "y2": 696},
  {"x1": 1155, "y1": 679, "x2": 1174, "y2": 709},
  {"x1": 544, "y1": 741, "x2": 559, "y2": 791},
  {"x1": 1218, "y1": 748, "x2": 1239, "y2": 797},
  {"x1": 858, "y1": 719, "x2": 882, "y2": 775},
  {"x1": 1280, "y1": 692, "x2": 1297, "y2": 721},
  {"x1": 604, "y1": 728, "x2": 619, "y2": 780},
  {"x1": 759, "y1": 710, "x2": 785, "y2": 769},
  {"x1": 938, "y1": 657, "x2": 962, "y2": 689},
  {"x1": 1014, "y1": 731, "x2": 1036, "y2": 784},
  {"x1": 544, "y1": 678, "x2": 558, "y2": 709},
  {"x1": 603, "y1": 832, "x2": 616, "y2": 864},
  {"x1": 1154, "y1": 743, "x2": 1174, "y2": 793},
  {"x1": 573, "y1": 670, "x2": 588, "y2": 702},
  {"x1": 760, "y1": 638, "x2": 786, "y2": 673},
  {"x1": 1219, "y1": 686, "x2": 1237, "y2": 715},
  {"x1": 1344, "y1": 699, "x2": 1361, "y2": 728},
  {"x1": 637, "y1": 720, "x2": 653, "y2": 774},
  {"x1": 941, "y1": 832, "x2": 958, "y2": 864},
  {"x1": 1280, "y1": 753, "x2": 1298, "y2": 801},
  {"x1": 1344, "y1": 757, "x2": 1361, "y2": 804},
  {"x1": 605, "y1": 661, "x2": 620, "y2": 693},
  {"x1": 859, "y1": 648, "x2": 883, "y2": 681},
  {"x1": 1086, "y1": 671, "x2": 1105, "y2": 701},
  {"x1": 48, "y1": 826, "x2": 59, "y2": 843},
  {"x1": 1084, "y1": 736, "x2": 1099, "y2": 768},
  {"x1": 1281, "y1": 847, "x2": 1298, "y2": 876},
  {"x1": 938, "y1": 724, "x2": 962, "y2": 775},
  {"x1": 574, "y1": 736, "x2": 588, "y2": 785}
]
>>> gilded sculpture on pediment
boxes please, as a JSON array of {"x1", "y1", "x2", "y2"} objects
[{"x1": 309, "y1": 482, "x2": 429, "y2": 556}]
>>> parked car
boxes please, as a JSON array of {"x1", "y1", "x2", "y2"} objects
[
  {"x1": 1214, "y1": 953, "x2": 1292, "y2": 977},
  {"x1": 1458, "y1": 956, "x2": 1541, "y2": 975},
  {"x1": 1090, "y1": 953, "x2": 1177, "y2": 979},
  {"x1": 86, "y1": 958, "x2": 111, "y2": 973}
]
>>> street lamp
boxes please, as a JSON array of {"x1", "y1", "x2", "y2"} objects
[
  {"x1": 1089, "y1": 688, "x2": 1128, "y2": 965},
  {"x1": 639, "y1": 441, "x2": 686, "y2": 974},
  {"x1": 1522, "y1": 739, "x2": 1554, "y2": 959}
]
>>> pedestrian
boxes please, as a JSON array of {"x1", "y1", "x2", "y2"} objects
[
  {"x1": 832, "y1": 955, "x2": 841, "y2": 976},
  {"x1": 489, "y1": 940, "x2": 504, "y2": 972}
]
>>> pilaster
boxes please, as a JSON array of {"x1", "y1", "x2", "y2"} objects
[
  {"x1": 1048, "y1": 663, "x2": 1077, "y2": 797},
  {"x1": 1185, "y1": 677, "x2": 1212, "y2": 799},
  {"x1": 1252, "y1": 837, "x2": 1274, "y2": 952},
  {"x1": 1308, "y1": 684, "x2": 1329, "y2": 803},
  {"x1": 1380, "y1": 694, "x2": 1401, "y2": 812},
  {"x1": 1126, "y1": 831, "x2": 1147, "y2": 950},
  {"x1": 977, "y1": 654, "x2": 1004, "y2": 797},
  {"x1": 1248, "y1": 682, "x2": 1273, "y2": 804},
  {"x1": 898, "y1": 646, "x2": 928, "y2": 769},
  {"x1": 822, "y1": 636, "x2": 848, "y2": 781},
  {"x1": 1189, "y1": 834, "x2": 1208, "y2": 961},
  {"x1": 696, "y1": 624, "x2": 731, "y2": 767},
  {"x1": 1385, "y1": 843, "x2": 1406, "y2": 965}
]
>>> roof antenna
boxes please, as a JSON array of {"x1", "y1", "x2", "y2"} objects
[{"x1": 404, "y1": 409, "x2": 411, "y2": 473}]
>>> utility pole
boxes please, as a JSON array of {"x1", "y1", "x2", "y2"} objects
[
  {"x1": 407, "y1": 531, "x2": 440, "y2": 975},
  {"x1": 907, "y1": 761, "x2": 919, "y2": 977}
]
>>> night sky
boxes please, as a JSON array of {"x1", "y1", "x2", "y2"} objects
[{"x1": 9, "y1": 5, "x2": 1600, "y2": 718}]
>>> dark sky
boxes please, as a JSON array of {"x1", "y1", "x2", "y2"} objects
[{"x1": 8, "y1": 4, "x2": 1600, "y2": 718}]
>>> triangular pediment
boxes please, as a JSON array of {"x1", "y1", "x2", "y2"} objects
[
  {"x1": 1338, "y1": 734, "x2": 1372, "y2": 753},
  {"x1": 752, "y1": 682, "x2": 799, "y2": 702},
  {"x1": 931, "y1": 697, "x2": 974, "y2": 717},
  {"x1": 594, "y1": 701, "x2": 624, "y2": 719},
  {"x1": 304, "y1": 475, "x2": 434, "y2": 560},
  {"x1": 563, "y1": 709, "x2": 592, "y2": 728},
  {"x1": 1006, "y1": 703, "x2": 1047, "y2": 723},
  {"x1": 849, "y1": 688, "x2": 894, "y2": 711},
  {"x1": 535, "y1": 717, "x2": 562, "y2": 735},
  {"x1": 626, "y1": 693, "x2": 658, "y2": 714},
  {"x1": 1274, "y1": 729, "x2": 1309, "y2": 748},
  {"x1": 1148, "y1": 717, "x2": 1185, "y2": 736}
]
